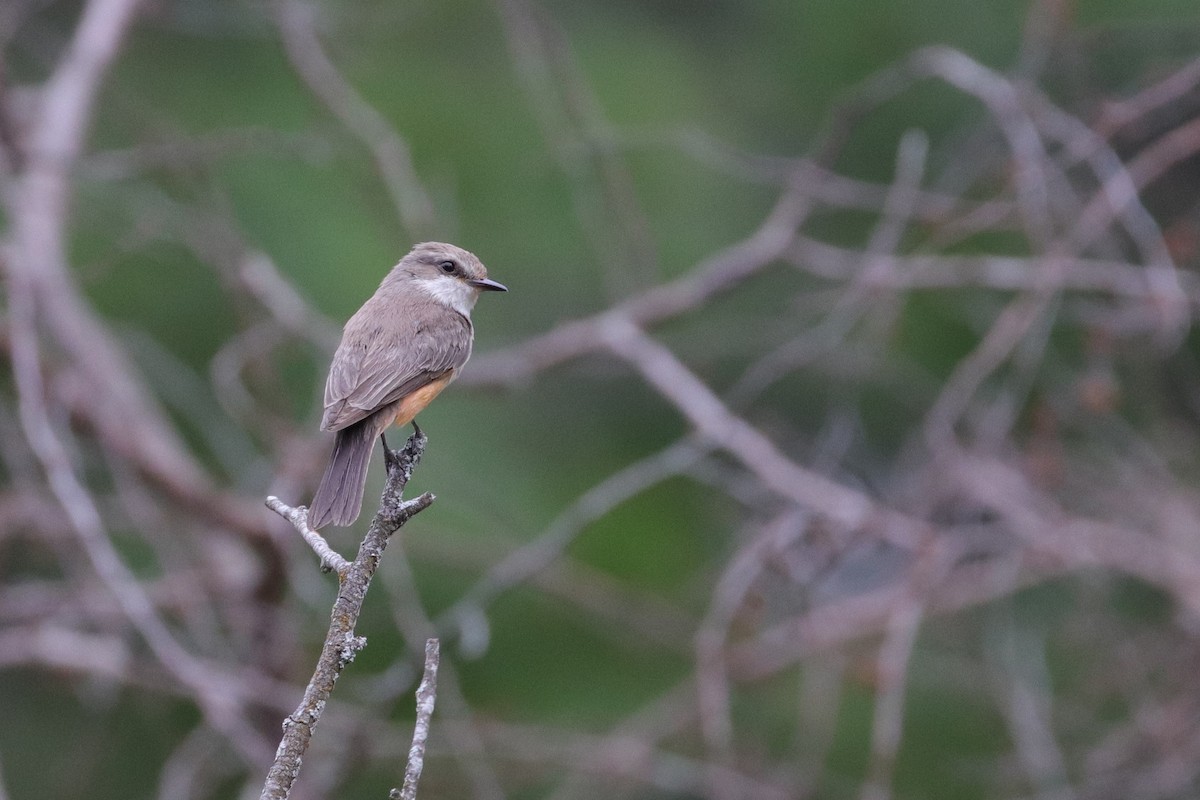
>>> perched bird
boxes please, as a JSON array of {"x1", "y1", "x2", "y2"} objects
[{"x1": 308, "y1": 242, "x2": 506, "y2": 529}]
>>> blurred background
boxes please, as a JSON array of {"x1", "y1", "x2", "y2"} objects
[{"x1": 4, "y1": 0, "x2": 1200, "y2": 797}]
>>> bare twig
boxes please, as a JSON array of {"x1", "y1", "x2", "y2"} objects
[
  {"x1": 695, "y1": 510, "x2": 810, "y2": 799},
  {"x1": 441, "y1": 436, "x2": 708, "y2": 642},
  {"x1": 273, "y1": 0, "x2": 438, "y2": 240},
  {"x1": 395, "y1": 638, "x2": 441, "y2": 800},
  {"x1": 1, "y1": 0, "x2": 279, "y2": 767},
  {"x1": 1094, "y1": 55, "x2": 1200, "y2": 138},
  {"x1": 859, "y1": 600, "x2": 924, "y2": 800},
  {"x1": 459, "y1": 185, "x2": 812, "y2": 387},
  {"x1": 859, "y1": 547, "x2": 947, "y2": 800},
  {"x1": 8, "y1": 277, "x2": 272, "y2": 763},
  {"x1": 987, "y1": 619, "x2": 1075, "y2": 800},
  {"x1": 266, "y1": 496, "x2": 351, "y2": 576},
  {"x1": 598, "y1": 315, "x2": 926, "y2": 549},
  {"x1": 378, "y1": 550, "x2": 507, "y2": 800},
  {"x1": 2, "y1": 0, "x2": 261, "y2": 537},
  {"x1": 472, "y1": 720, "x2": 795, "y2": 799},
  {"x1": 493, "y1": 0, "x2": 658, "y2": 294}
]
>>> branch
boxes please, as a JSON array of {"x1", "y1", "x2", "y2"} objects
[
  {"x1": 597, "y1": 316, "x2": 925, "y2": 548},
  {"x1": 261, "y1": 427, "x2": 435, "y2": 800},
  {"x1": 858, "y1": 546, "x2": 951, "y2": 800},
  {"x1": 273, "y1": 0, "x2": 439, "y2": 240},
  {"x1": 394, "y1": 638, "x2": 440, "y2": 800},
  {"x1": 7, "y1": 274, "x2": 273, "y2": 765},
  {"x1": 695, "y1": 510, "x2": 810, "y2": 798},
  {"x1": 441, "y1": 436, "x2": 707, "y2": 638},
  {"x1": 2, "y1": 0, "x2": 282, "y2": 552},
  {"x1": 265, "y1": 496, "x2": 350, "y2": 576},
  {"x1": 493, "y1": 0, "x2": 658, "y2": 294},
  {"x1": 458, "y1": 185, "x2": 811, "y2": 388}
]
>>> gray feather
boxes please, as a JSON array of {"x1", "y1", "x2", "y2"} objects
[
  {"x1": 308, "y1": 419, "x2": 377, "y2": 529},
  {"x1": 321, "y1": 290, "x2": 473, "y2": 432}
]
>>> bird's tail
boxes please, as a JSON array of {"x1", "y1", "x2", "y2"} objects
[{"x1": 308, "y1": 420, "x2": 376, "y2": 529}]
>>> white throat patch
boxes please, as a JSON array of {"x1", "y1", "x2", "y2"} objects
[{"x1": 419, "y1": 275, "x2": 479, "y2": 318}]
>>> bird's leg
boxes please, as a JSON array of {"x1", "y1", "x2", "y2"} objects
[
  {"x1": 381, "y1": 431, "x2": 402, "y2": 473},
  {"x1": 393, "y1": 420, "x2": 428, "y2": 478},
  {"x1": 382, "y1": 423, "x2": 427, "y2": 479},
  {"x1": 406, "y1": 421, "x2": 427, "y2": 458}
]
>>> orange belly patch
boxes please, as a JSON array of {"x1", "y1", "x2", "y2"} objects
[{"x1": 390, "y1": 372, "x2": 454, "y2": 428}]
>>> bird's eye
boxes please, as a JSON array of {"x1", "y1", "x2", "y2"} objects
[{"x1": 439, "y1": 260, "x2": 456, "y2": 273}]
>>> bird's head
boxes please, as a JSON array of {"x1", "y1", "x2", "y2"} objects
[{"x1": 395, "y1": 241, "x2": 507, "y2": 316}]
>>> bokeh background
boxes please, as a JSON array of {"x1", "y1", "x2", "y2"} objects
[{"x1": 5, "y1": 0, "x2": 1200, "y2": 798}]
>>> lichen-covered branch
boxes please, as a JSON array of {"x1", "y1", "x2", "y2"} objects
[
  {"x1": 261, "y1": 428, "x2": 435, "y2": 800},
  {"x1": 265, "y1": 496, "x2": 351, "y2": 576},
  {"x1": 395, "y1": 638, "x2": 440, "y2": 800}
]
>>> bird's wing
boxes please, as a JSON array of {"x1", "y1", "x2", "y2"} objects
[{"x1": 322, "y1": 311, "x2": 473, "y2": 432}]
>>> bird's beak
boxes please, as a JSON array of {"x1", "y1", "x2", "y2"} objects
[{"x1": 468, "y1": 278, "x2": 508, "y2": 292}]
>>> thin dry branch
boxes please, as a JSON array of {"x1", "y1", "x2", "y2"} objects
[
  {"x1": 459, "y1": 185, "x2": 812, "y2": 387},
  {"x1": 598, "y1": 315, "x2": 926, "y2": 549},
  {"x1": 273, "y1": 0, "x2": 439, "y2": 240},
  {"x1": 396, "y1": 638, "x2": 441, "y2": 800},
  {"x1": 265, "y1": 496, "x2": 350, "y2": 576},
  {"x1": 493, "y1": 0, "x2": 658, "y2": 294},
  {"x1": 1, "y1": 0, "x2": 279, "y2": 767},
  {"x1": 8, "y1": 282, "x2": 272, "y2": 761},
  {"x1": 2, "y1": 0, "x2": 267, "y2": 539},
  {"x1": 695, "y1": 510, "x2": 810, "y2": 799}
]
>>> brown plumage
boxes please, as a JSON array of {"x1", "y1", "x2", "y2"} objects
[{"x1": 308, "y1": 242, "x2": 506, "y2": 529}]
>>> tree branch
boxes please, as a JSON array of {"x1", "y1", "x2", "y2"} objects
[
  {"x1": 395, "y1": 638, "x2": 440, "y2": 800},
  {"x1": 261, "y1": 428, "x2": 436, "y2": 800},
  {"x1": 273, "y1": 0, "x2": 439, "y2": 240},
  {"x1": 265, "y1": 495, "x2": 351, "y2": 576}
]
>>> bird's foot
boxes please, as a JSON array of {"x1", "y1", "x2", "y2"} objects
[
  {"x1": 380, "y1": 424, "x2": 428, "y2": 480},
  {"x1": 403, "y1": 421, "x2": 428, "y2": 469}
]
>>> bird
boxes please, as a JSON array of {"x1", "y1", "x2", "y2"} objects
[{"x1": 307, "y1": 242, "x2": 506, "y2": 529}]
